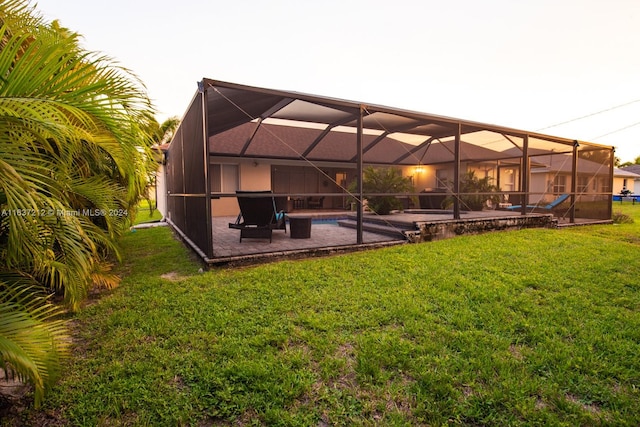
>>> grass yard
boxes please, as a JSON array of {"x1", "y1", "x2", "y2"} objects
[
  {"x1": 11, "y1": 204, "x2": 640, "y2": 426},
  {"x1": 133, "y1": 199, "x2": 162, "y2": 225}
]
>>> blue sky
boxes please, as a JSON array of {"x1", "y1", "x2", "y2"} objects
[{"x1": 36, "y1": 0, "x2": 640, "y2": 162}]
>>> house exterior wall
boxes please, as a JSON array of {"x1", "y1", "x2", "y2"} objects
[
  {"x1": 401, "y1": 165, "x2": 437, "y2": 190},
  {"x1": 156, "y1": 163, "x2": 167, "y2": 218},
  {"x1": 240, "y1": 162, "x2": 272, "y2": 190},
  {"x1": 529, "y1": 173, "x2": 550, "y2": 204},
  {"x1": 210, "y1": 160, "x2": 272, "y2": 217},
  {"x1": 613, "y1": 176, "x2": 636, "y2": 194}
]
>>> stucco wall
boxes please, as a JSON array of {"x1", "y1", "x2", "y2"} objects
[
  {"x1": 156, "y1": 164, "x2": 166, "y2": 218},
  {"x1": 528, "y1": 173, "x2": 547, "y2": 204},
  {"x1": 401, "y1": 165, "x2": 436, "y2": 190},
  {"x1": 211, "y1": 161, "x2": 272, "y2": 217},
  {"x1": 613, "y1": 176, "x2": 636, "y2": 194}
]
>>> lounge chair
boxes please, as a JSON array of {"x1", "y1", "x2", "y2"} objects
[
  {"x1": 228, "y1": 191, "x2": 287, "y2": 242},
  {"x1": 505, "y1": 194, "x2": 570, "y2": 211}
]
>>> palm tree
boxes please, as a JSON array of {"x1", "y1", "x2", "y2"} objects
[{"x1": 0, "y1": 0, "x2": 156, "y2": 406}]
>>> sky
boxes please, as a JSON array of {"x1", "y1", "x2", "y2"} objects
[{"x1": 35, "y1": 0, "x2": 640, "y2": 163}]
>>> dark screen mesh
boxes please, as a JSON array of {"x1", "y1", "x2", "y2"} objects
[
  {"x1": 575, "y1": 147, "x2": 613, "y2": 220},
  {"x1": 166, "y1": 92, "x2": 212, "y2": 257},
  {"x1": 183, "y1": 96, "x2": 205, "y2": 195}
]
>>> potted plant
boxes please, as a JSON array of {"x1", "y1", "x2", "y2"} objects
[
  {"x1": 349, "y1": 167, "x2": 415, "y2": 215},
  {"x1": 445, "y1": 171, "x2": 500, "y2": 211}
]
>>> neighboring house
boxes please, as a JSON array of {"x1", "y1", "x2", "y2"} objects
[
  {"x1": 619, "y1": 165, "x2": 640, "y2": 194},
  {"x1": 525, "y1": 153, "x2": 613, "y2": 204}
]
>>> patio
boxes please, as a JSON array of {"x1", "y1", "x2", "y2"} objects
[{"x1": 199, "y1": 208, "x2": 573, "y2": 265}]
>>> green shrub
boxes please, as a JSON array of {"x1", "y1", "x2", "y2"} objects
[
  {"x1": 612, "y1": 211, "x2": 634, "y2": 224},
  {"x1": 444, "y1": 171, "x2": 500, "y2": 211},
  {"x1": 349, "y1": 167, "x2": 414, "y2": 215}
]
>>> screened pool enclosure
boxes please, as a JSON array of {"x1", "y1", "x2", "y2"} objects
[{"x1": 163, "y1": 79, "x2": 614, "y2": 263}]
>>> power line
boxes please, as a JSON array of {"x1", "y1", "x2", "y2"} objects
[
  {"x1": 590, "y1": 121, "x2": 640, "y2": 140},
  {"x1": 536, "y1": 99, "x2": 640, "y2": 132}
]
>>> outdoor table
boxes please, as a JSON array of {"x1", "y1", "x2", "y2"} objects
[{"x1": 289, "y1": 216, "x2": 312, "y2": 239}]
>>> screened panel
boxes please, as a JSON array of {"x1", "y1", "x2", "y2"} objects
[
  {"x1": 184, "y1": 196, "x2": 210, "y2": 256},
  {"x1": 245, "y1": 123, "x2": 323, "y2": 158},
  {"x1": 527, "y1": 152, "x2": 572, "y2": 207},
  {"x1": 527, "y1": 136, "x2": 574, "y2": 156},
  {"x1": 166, "y1": 126, "x2": 184, "y2": 194},
  {"x1": 205, "y1": 86, "x2": 285, "y2": 135},
  {"x1": 182, "y1": 93, "x2": 205, "y2": 195},
  {"x1": 306, "y1": 129, "x2": 358, "y2": 161},
  {"x1": 365, "y1": 135, "x2": 425, "y2": 165},
  {"x1": 166, "y1": 91, "x2": 211, "y2": 258},
  {"x1": 575, "y1": 146, "x2": 613, "y2": 220},
  {"x1": 360, "y1": 112, "x2": 422, "y2": 132},
  {"x1": 210, "y1": 164, "x2": 239, "y2": 193},
  {"x1": 271, "y1": 99, "x2": 355, "y2": 123},
  {"x1": 168, "y1": 195, "x2": 185, "y2": 233},
  {"x1": 209, "y1": 122, "x2": 256, "y2": 155},
  {"x1": 420, "y1": 139, "x2": 456, "y2": 165},
  {"x1": 461, "y1": 130, "x2": 525, "y2": 159}
]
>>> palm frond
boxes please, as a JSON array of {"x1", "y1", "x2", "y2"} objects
[
  {"x1": 0, "y1": 0, "x2": 155, "y2": 405},
  {"x1": 0, "y1": 276, "x2": 68, "y2": 408}
]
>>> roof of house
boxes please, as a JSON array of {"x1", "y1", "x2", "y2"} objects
[
  {"x1": 616, "y1": 166, "x2": 640, "y2": 177},
  {"x1": 620, "y1": 164, "x2": 640, "y2": 176}
]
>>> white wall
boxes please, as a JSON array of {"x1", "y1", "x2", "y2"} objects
[
  {"x1": 156, "y1": 164, "x2": 167, "y2": 219},
  {"x1": 613, "y1": 176, "x2": 636, "y2": 194},
  {"x1": 211, "y1": 160, "x2": 272, "y2": 217},
  {"x1": 528, "y1": 173, "x2": 548, "y2": 204}
]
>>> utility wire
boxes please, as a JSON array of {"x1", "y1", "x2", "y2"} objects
[
  {"x1": 536, "y1": 99, "x2": 640, "y2": 132},
  {"x1": 590, "y1": 121, "x2": 640, "y2": 141}
]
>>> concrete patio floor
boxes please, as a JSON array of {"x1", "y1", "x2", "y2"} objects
[
  {"x1": 211, "y1": 213, "x2": 401, "y2": 261},
  {"x1": 201, "y1": 208, "x2": 610, "y2": 265}
]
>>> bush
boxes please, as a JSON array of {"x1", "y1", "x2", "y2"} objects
[
  {"x1": 444, "y1": 171, "x2": 500, "y2": 211},
  {"x1": 612, "y1": 211, "x2": 634, "y2": 224},
  {"x1": 349, "y1": 167, "x2": 415, "y2": 215}
]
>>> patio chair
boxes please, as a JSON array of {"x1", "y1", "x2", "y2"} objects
[
  {"x1": 505, "y1": 194, "x2": 569, "y2": 211},
  {"x1": 307, "y1": 196, "x2": 325, "y2": 209},
  {"x1": 228, "y1": 190, "x2": 287, "y2": 242}
]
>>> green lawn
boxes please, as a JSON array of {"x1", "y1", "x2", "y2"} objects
[
  {"x1": 132, "y1": 199, "x2": 163, "y2": 225},
  {"x1": 18, "y1": 204, "x2": 640, "y2": 425}
]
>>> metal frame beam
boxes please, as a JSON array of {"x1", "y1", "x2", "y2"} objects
[{"x1": 301, "y1": 113, "x2": 362, "y2": 158}]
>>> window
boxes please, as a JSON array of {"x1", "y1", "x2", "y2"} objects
[
  {"x1": 598, "y1": 177, "x2": 610, "y2": 193},
  {"x1": 210, "y1": 164, "x2": 238, "y2": 193},
  {"x1": 552, "y1": 175, "x2": 566, "y2": 194},
  {"x1": 500, "y1": 167, "x2": 516, "y2": 191},
  {"x1": 435, "y1": 169, "x2": 450, "y2": 189},
  {"x1": 577, "y1": 176, "x2": 589, "y2": 193}
]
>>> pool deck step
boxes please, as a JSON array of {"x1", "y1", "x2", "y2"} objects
[{"x1": 337, "y1": 218, "x2": 413, "y2": 240}]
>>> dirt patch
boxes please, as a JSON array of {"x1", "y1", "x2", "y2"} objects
[
  {"x1": 0, "y1": 370, "x2": 28, "y2": 400},
  {"x1": 566, "y1": 393, "x2": 601, "y2": 414},
  {"x1": 535, "y1": 398, "x2": 548, "y2": 410},
  {"x1": 509, "y1": 344, "x2": 525, "y2": 361},
  {"x1": 160, "y1": 271, "x2": 185, "y2": 281}
]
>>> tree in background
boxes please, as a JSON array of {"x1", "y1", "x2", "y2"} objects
[
  {"x1": 620, "y1": 155, "x2": 640, "y2": 167},
  {"x1": 0, "y1": 0, "x2": 156, "y2": 406}
]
